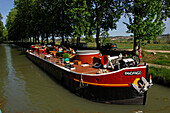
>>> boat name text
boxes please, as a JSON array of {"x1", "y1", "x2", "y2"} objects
[{"x1": 124, "y1": 71, "x2": 142, "y2": 76}]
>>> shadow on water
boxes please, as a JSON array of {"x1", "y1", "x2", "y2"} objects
[{"x1": 0, "y1": 44, "x2": 170, "y2": 113}]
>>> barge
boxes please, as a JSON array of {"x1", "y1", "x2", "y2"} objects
[{"x1": 26, "y1": 48, "x2": 152, "y2": 105}]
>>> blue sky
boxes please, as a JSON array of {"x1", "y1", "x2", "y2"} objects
[
  {"x1": 0, "y1": 0, "x2": 169, "y2": 36},
  {"x1": 0, "y1": 0, "x2": 14, "y2": 24}
]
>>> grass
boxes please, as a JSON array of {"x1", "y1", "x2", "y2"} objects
[
  {"x1": 142, "y1": 52, "x2": 170, "y2": 66},
  {"x1": 116, "y1": 43, "x2": 133, "y2": 49},
  {"x1": 143, "y1": 44, "x2": 170, "y2": 50},
  {"x1": 149, "y1": 66, "x2": 170, "y2": 86},
  {"x1": 87, "y1": 42, "x2": 97, "y2": 48}
]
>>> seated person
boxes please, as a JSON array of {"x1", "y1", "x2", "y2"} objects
[
  {"x1": 55, "y1": 46, "x2": 59, "y2": 51},
  {"x1": 53, "y1": 45, "x2": 56, "y2": 51},
  {"x1": 63, "y1": 47, "x2": 67, "y2": 53},
  {"x1": 46, "y1": 47, "x2": 50, "y2": 54},
  {"x1": 69, "y1": 47, "x2": 75, "y2": 54},
  {"x1": 59, "y1": 47, "x2": 63, "y2": 51}
]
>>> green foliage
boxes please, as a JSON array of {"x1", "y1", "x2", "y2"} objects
[
  {"x1": 5, "y1": 8, "x2": 17, "y2": 41},
  {"x1": 4, "y1": 0, "x2": 168, "y2": 50},
  {"x1": 91, "y1": 0, "x2": 124, "y2": 48},
  {"x1": 84, "y1": 36, "x2": 95, "y2": 43},
  {"x1": 65, "y1": 0, "x2": 91, "y2": 38},
  {"x1": 100, "y1": 31, "x2": 110, "y2": 46},
  {"x1": 163, "y1": 0, "x2": 170, "y2": 19},
  {"x1": 2, "y1": 29, "x2": 8, "y2": 41},
  {"x1": 0, "y1": 13, "x2": 4, "y2": 39},
  {"x1": 62, "y1": 53, "x2": 69, "y2": 58},
  {"x1": 149, "y1": 66, "x2": 170, "y2": 86},
  {"x1": 124, "y1": 0, "x2": 167, "y2": 52}
]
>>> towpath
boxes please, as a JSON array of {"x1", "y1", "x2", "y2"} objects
[
  {"x1": 144, "y1": 63, "x2": 170, "y2": 69},
  {"x1": 144, "y1": 50, "x2": 170, "y2": 53},
  {"x1": 141, "y1": 49, "x2": 170, "y2": 69}
]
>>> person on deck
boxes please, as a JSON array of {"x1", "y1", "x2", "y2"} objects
[
  {"x1": 55, "y1": 46, "x2": 59, "y2": 51},
  {"x1": 69, "y1": 47, "x2": 75, "y2": 54},
  {"x1": 59, "y1": 47, "x2": 63, "y2": 51}
]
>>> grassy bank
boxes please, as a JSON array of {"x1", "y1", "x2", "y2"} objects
[
  {"x1": 142, "y1": 52, "x2": 170, "y2": 66},
  {"x1": 149, "y1": 66, "x2": 170, "y2": 87},
  {"x1": 143, "y1": 44, "x2": 170, "y2": 50}
]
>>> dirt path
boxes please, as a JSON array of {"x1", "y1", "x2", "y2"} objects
[
  {"x1": 145, "y1": 63, "x2": 170, "y2": 69},
  {"x1": 144, "y1": 50, "x2": 170, "y2": 53},
  {"x1": 141, "y1": 49, "x2": 170, "y2": 69}
]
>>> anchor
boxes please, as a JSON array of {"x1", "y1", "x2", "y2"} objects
[{"x1": 132, "y1": 75, "x2": 153, "y2": 94}]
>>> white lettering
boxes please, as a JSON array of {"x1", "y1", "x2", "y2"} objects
[{"x1": 124, "y1": 71, "x2": 142, "y2": 75}]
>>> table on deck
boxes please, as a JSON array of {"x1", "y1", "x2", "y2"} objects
[{"x1": 50, "y1": 51, "x2": 58, "y2": 57}]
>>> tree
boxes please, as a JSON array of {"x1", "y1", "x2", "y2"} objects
[
  {"x1": 124, "y1": 0, "x2": 166, "y2": 54},
  {"x1": 65, "y1": 0, "x2": 123, "y2": 49},
  {"x1": 65, "y1": 0, "x2": 91, "y2": 49},
  {"x1": 90, "y1": 0, "x2": 124, "y2": 49},
  {"x1": 57, "y1": 0, "x2": 73, "y2": 45},
  {"x1": 0, "y1": 13, "x2": 4, "y2": 40},
  {"x1": 6, "y1": 8, "x2": 17, "y2": 41},
  {"x1": 100, "y1": 31, "x2": 110, "y2": 46},
  {"x1": 3, "y1": 29, "x2": 8, "y2": 41},
  {"x1": 163, "y1": 0, "x2": 170, "y2": 19}
]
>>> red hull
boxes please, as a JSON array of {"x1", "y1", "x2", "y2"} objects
[
  {"x1": 26, "y1": 52, "x2": 150, "y2": 105},
  {"x1": 69, "y1": 66, "x2": 147, "y2": 87}
]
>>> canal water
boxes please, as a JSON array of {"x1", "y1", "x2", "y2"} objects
[{"x1": 0, "y1": 44, "x2": 170, "y2": 113}]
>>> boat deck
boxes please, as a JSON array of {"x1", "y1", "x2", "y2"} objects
[{"x1": 32, "y1": 53, "x2": 112, "y2": 74}]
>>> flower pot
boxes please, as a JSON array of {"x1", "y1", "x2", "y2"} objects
[{"x1": 64, "y1": 58, "x2": 69, "y2": 63}]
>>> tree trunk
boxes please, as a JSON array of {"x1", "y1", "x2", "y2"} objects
[
  {"x1": 33, "y1": 35, "x2": 36, "y2": 44},
  {"x1": 95, "y1": 2, "x2": 102, "y2": 49},
  {"x1": 46, "y1": 33, "x2": 49, "y2": 44},
  {"x1": 96, "y1": 27, "x2": 100, "y2": 49},
  {"x1": 41, "y1": 34, "x2": 44, "y2": 45},
  {"x1": 76, "y1": 36, "x2": 80, "y2": 50},
  {"x1": 133, "y1": 0, "x2": 139, "y2": 55},
  {"x1": 52, "y1": 33, "x2": 55, "y2": 45},
  {"x1": 133, "y1": 35, "x2": 137, "y2": 54},
  {"x1": 37, "y1": 35, "x2": 39, "y2": 44},
  {"x1": 29, "y1": 37, "x2": 31, "y2": 43},
  {"x1": 61, "y1": 33, "x2": 64, "y2": 46}
]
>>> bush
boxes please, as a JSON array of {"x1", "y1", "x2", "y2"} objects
[{"x1": 62, "y1": 53, "x2": 69, "y2": 58}]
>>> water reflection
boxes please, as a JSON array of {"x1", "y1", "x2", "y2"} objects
[{"x1": 3, "y1": 45, "x2": 31, "y2": 112}]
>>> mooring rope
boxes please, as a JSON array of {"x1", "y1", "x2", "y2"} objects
[{"x1": 80, "y1": 73, "x2": 84, "y2": 87}]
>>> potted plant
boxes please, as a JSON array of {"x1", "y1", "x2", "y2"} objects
[
  {"x1": 99, "y1": 50, "x2": 102, "y2": 57},
  {"x1": 62, "y1": 53, "x2": 69, "y2": 63}
]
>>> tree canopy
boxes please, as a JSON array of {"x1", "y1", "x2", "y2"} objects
[
  {"x1": 124, "y1": 0, "x2": 168, "y2": 53},
  {"x1": 0, "y1": 13, "x2": 4, "y2": 40},
  {"x1": 5, "y1": 0, "x2": 169, "y2": 52}
]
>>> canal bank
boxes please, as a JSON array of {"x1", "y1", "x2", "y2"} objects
[
  {"x1": 149, "y1": 66, "x2": 170, "y2": 87},
  {"x1": 0, "y1": 44, "x2": 170, "y2": 113}
]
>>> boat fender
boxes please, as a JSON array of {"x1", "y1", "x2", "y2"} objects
[
  {"x1": 141, "y1": 77, "x2": 149, "y2": 91},
  {"x1": 149, "y1": 75, "x2": 153, "y2": 87}
]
